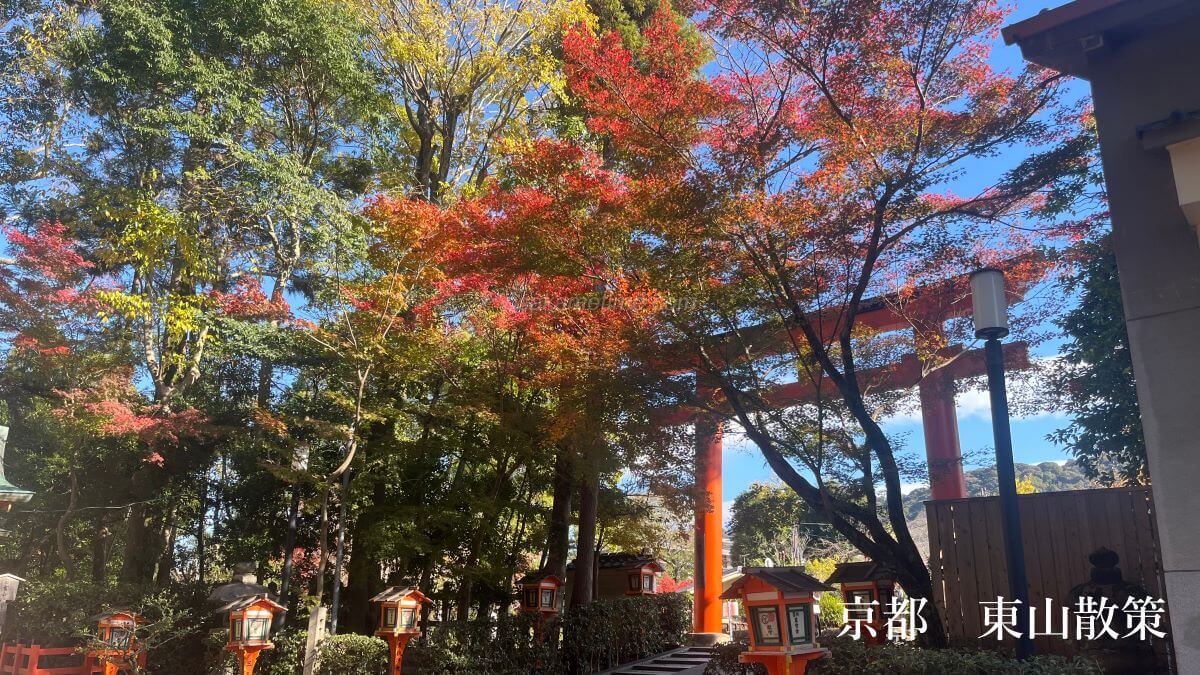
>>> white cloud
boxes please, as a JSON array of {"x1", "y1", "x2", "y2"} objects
[{"x1": 879, "y1": 356, "x2": 1069, "y2": 427}]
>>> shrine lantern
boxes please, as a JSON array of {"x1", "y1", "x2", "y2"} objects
[
  {"x1": 720, "y1": 567, "x2": 833, "y2": 675},
  {"x1": 216, "y1": 594, "x2": 286, "y2": 675},
  {"x1": 517, "y1": 572, "x2": 563, "y2": 615},
  {"x1": 624, "y1": 560, "x2": 665, "y2": 596},
  {"x1": 370, "y1": 586, "x2": 431, "y2": 675},
  {"x1": 0, "y1": 426, "x2": 33, "y2": 513},
  {"x1": 824, "y1": 561, "x2": 897, "y2": 645},
  {"x1": 87, "y1": 610, "x2": 147, "y2": 675}
]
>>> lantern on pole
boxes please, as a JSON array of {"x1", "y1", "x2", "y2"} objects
[
  {"x1": 516, "y1": 572, "x2": 563, "y2": 640},
  {"x1": 370, "y1": 586, "x2": 431, "y2": 675},
  {"x1": 0, "y1": 427, "x2": 33, "y2": 513},
  {"x1": 720, "y1": 567, "x2": 833, "y2": 675},
  {"x1": 970, "y1": 267, "x2": 1033, "y2": 659},
  {"x1": 216, "y1": 595, "x2": 287, "y2": 675},
  {"x1": 824, "y1": 562, "x2": 897, "y2": 645},
  {"x1": 87, "y1": 610, "x2": 147, "y2": 675},
  {"x1": 0, "y1": 573, "x2": 24, "y2": 639}
]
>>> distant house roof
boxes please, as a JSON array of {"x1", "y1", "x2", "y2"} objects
[
  {"x1": 369, "y1": 586, "x2": 430, "y2": 604},
  {"x1": 566, "y1": 552, "x2": 664, "y2": 572},
  {"x1": 825, "y1": 561, "x2": 895, "y2": 585},
  {"x1": 721, "y1": 567, "x2": 833, "y2": 599}
]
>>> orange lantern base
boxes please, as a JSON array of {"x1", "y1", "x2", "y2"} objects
[
  {"x1": 383, "y1": 633, "x2": 416, "y2": 674},
  {"x1": 228, "y1": 645, "x2": 271, "y2": 675},
  {"x1": 738, "y1": 647, "x2": 829, "y2": 675}
]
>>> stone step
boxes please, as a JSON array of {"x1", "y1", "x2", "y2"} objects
[{"x1": 604, "y1": 646, "x2": 716, "y2": 675}]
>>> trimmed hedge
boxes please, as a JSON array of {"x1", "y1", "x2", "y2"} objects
[
  {"x1": 406, "y1": 612, "x2": 551, "y2": 674},
  {"x1": 407, "y1": 593, "x2": 691, "y2": 674},
  {"x1": 707, "y1": 637, "x2": 1103, "y2": 675},
  {"x1": 558, "y1": 593, "x2": 691, "y2": 673},
  {"x1": 817, "y1": 636, "x2": 1102, "y2": 674}
]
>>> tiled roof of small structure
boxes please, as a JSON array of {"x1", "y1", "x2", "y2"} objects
[
  {"x1": 824, "y1": 561, "x2": 894, "y2": 584},
  {"x1": 517, "y1": 570, "x2": 562, "y2": 586},
  {"x1": 720, "y1": 566, "x2": 834, "y2": 599},
  {"x1": 369, "y1": 586, "x2": 430, "y2": 603},
  {"x1": 213, "y1": 594, "x2": 287, "y2": 615},
  {"x1": 566, "y1": 551, "x2": 663, "y2": 571}
]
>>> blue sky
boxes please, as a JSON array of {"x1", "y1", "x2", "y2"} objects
[{"x1": 718, "y1": 0, "x2": 1097, "y2": 515}]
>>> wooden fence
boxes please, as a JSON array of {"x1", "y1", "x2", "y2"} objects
[
  {"x1": 925, "y1": 487, "x2": 1172, "y2": 668},
  {"x1": 0, "y1": 643, "x2": 144, "y2": 675},
  {"x1": 0, "y1": 644, "x2": 86, "y2": 675}
]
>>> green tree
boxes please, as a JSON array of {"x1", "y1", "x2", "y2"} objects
[
  {"x1": 728, "y1": 483, "x2": 838, "y2": 568},
  {"x1": 1050, "y1": 235, "x2": 1147, "y2": 485}
]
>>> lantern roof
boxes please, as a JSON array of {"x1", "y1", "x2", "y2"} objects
[
  {"x1": 89, "y1": 610, "x2": 145, "y2": 623},
  {"x1": 721, "y1": 566, "x2": 833, "y2": 599},
  {"x1": 0, "y1": 426, "x2": 33, "y2": 504},
  {"x1": 369, "y1": 586, "x2": 431, "y2": 604},
  {"x1": 567, "y1": 551, "x2": 664, "y2": 572},
  {"x1": 207, "y1": 563, "x2": 272, "y2": 606},
  {"x1": 824, "y1": 561, "x2": 895, "y2": 585},
  {"x1": 517, "y1": 571, "x2": 562, "y2": 587},
  {"x1": 214, "y1": 594, "x2": 287, "y2": 616}
]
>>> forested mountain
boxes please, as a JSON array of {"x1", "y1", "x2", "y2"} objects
[
  {"x1": 904, "y1": 460, "x2": 1097, "y2": 520},
  {"x1": 904, "y1": 460, "x2": 1099, "y2": 556}
]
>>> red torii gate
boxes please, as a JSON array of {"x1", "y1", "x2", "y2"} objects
[{"x1": 657, "y1": 278, "x2": 1032, "y2": 636}]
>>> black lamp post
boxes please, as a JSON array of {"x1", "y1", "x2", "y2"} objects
[{"x1": 970, "y1": 268, "x2": 1033, "y2": 659}]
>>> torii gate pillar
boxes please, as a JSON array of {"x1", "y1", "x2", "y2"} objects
[
  {"x1": 918, "y1": 367, "x2": 968, "y2": 500},
  {"x1": 693, "y1": 414, "x2": 724, "y2": 635}
]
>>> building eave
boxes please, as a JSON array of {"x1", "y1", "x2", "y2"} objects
[{"x1": 1001, "y1": 0, "x2": 1200, "y2": 79}]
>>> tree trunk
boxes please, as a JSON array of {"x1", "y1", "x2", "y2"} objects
[
  {"x1": 120, "y1": 502, "x2": 157, "y2": 583},
  {"x1": 92, "y1": 512, "x2": 110, "y2": 583},
  {"x1": 55, "y1": 469, "x2": 78, "y2": 579},
  {"x1": 570, "y1": 462, "x2": 599, "y2": 608},
  {"x1": 313, "y1": 486, "x2": 331, "y2": 603},
  {"x1": 196, "y1": 477, "x2": 207, "y2": 584},
  {"x1": 344, "y1": 482, "x2": 386, "y2": 634},
  {"x1": 155, "y1": 517, "x2": 177, "y2": 586},
  {"x1": 545, "y1": 449, "x2": 574, "y2": 580}
]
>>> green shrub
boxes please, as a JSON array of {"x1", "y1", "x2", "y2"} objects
[
  {"x1": 406, "y1": 613, "x2": 550, "y2": 675},
  {"x1": 409, "y1": 594, "x2": 690, "y2": 674},
  {"x1": 257, "y1": 628, "x2": 307, "y2": 675},
  {"x1": 704, "y1": 641, "x2": 765, "y2": 675},
  {"x1": 558, "y1": 593, "x2": 691, "y2": 674},
  {"x1": 810, "y1": 637, "x2": 1102, "y2": 674},
  {"x1": 817, "y1": 592, "x2": 843, "y2": 633},
  {"x1": 316, "y1": 633, "x2": 389, "y2": 675}
]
